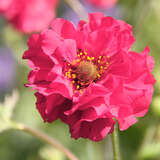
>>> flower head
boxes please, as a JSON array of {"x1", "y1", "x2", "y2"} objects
[
  {"x1": 23, "y1": 13, "x2": 155, "y2": 141},
  {"x1": 0, "y1": 0, "x2": 59, "y2": 33}
]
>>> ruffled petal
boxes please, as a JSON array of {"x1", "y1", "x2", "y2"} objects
[
  {"x1": 30, "y1": 75, "x2": 73, "y2": 99},
  {"x1": 35, "y1": 92, "x2": 72, "y2": 123},
  {"x1": 69, "y1": 109, "x2": 115, "y2": 141},
  {"x1": 63, "y1": 83, "x2": 115, "y2": 141},
  {"x1": 88, "y1": 12, "x2": 104, "y2": 31},
  {"x1": 23, "y1": 34, "x2": 54, "y2": 69},
  {"x1": 118, "y1": 115, "x2": 137, "y2": 131},
  {"x1": 58, "y1": 39, "x2": 77, "y2": 64},
  {"x1": 66, "y1": 83, "x2": 109, "y2": 115},
  {"x1": 41, "y1": 29, "x2": 61, "y2": 56},
  {"x1": 106, "y1": 51, "x2": 131, "y2": 78},
  {"x1": 77, "y1": 15, "x2": 135, "y2": 57},
  {"x1": 51, "y1": 18, "x2": 77, "y2": 39},
  {"x1": 124, "y1": 48, "x2": 156, "y2": 89}
]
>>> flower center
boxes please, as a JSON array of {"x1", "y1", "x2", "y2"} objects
[
  {"x1": 64, "y1": 50, "x2": 110, "y2": 92},
  {"x1": 76, "y1": 61, "x2": 97, "y2": 82}
]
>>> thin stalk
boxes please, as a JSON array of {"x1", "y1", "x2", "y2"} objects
[
  {"x1": 87, "y1": 141, "x2": 95, "y2": 160},
  {"x1": 111, "y1": 124, "x2": 121, "y2": 160},
  {"x1": 11, "y1": 121, "x2": 79, "y2": 160},
  {"x1": 63, "y1": 0, "x2": 88, "y2": 20}
]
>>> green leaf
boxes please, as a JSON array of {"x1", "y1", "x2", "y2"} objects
[{"x1": 0, "y1": 90, "x2": 19, "y2": 133}]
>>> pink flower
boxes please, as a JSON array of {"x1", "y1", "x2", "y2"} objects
[
  {"x1": 0, "y1": 0, "x2": 58, "y2": 33},
  {"x1": 23, "y1": 13, "x2": 155, "y2": 141},
  {"x1": 86, "y1": 0, "x2": 118, "y2": 9}
]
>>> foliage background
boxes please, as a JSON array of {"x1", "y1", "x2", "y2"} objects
[{"x1": 0, "y1": 0, "x2": 160, "y2": 160}]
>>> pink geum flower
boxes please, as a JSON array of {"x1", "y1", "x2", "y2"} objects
[
  {"x1": 0, "y1": 0, "x2": 58, "y2": 33},
  {"x1": 23, "y1": 13, "x2": 155, "y2": 141},
  {"x1": 86, "y1": 0, "x2": 118, "y2": 9}
]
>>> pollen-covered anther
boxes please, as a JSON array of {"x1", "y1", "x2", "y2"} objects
[
  {"x1": 76, "y1": 59, "x2": 80, "y2": 63},
  {"x1": 76, "y1": 85, "x2": 80, "y2": 89},
  {"x1": 72, "y1": 74, "x2": 76, "y2": 79},
  {"x1": 87, "y1": 56, "x2": 92, "y2": 61},
  {"x1": 76, "y1": 61, "x2": 98, "y2": 82},
  {"x1": 98, "y1": 60, "x2": 101, "y2": 63},
  {"x1": 72, "y1": 80, "x2": 75, "y2": 84},
  {"x1": 99, "y1": 56, "x2": 102, "y2": 59},
  {"x1": 84, "y1": 52, "x2": 88, "y2": 55},
  {"x1": 72, "y1": 60, "x2": 76, "y2": 65},
  {"x1": 97, "y1": 73, "x2": 101, "y2": 78}
]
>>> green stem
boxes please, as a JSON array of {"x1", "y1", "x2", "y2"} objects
[
  {"x1": 63, "y1": 0, "x2": 88, "y2": 20},
  {"x1": 87, "y1": 141, "x2": 95, "y2": 160},
  {"x1": 111, "y1": 124, "x2": 120, "y2": 160},
  {"x1": 10, "y1": 121, "x2": 79, "y2": 160}
]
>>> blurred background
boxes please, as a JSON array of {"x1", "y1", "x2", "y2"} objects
[{"x1": 0, "y1": 0, "x2": 160, "y2": 160}]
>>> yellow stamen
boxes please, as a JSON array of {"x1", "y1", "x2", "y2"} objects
[
  {"x1": 99, "y1": 56, "x2": 102, "y2": 59},
  {"x1": 72, "y1": 60, "x2": 76, "y2": 65},
  {"x1": 105, "y1": 62, "x2": 109, "y2": 65},
  {"x1": 79, "y1": 90, "x2": 83, "y2": 94},
  {"x1": 72, "y1": 74, "x2": 76, "y2": 79},
  {"x1": 87, "y1": 56, "x2": 91, "y2": 61},
  {"x1": 97, "y1": 73, "x2": 101, "y2": 78},
  {"x1": 68, "y1": 72, "x2": 71, "y2": 78},
  {"x1": 72, "y1": 80, "x2": 75, "y2": 84},
  {"x1": 77, "y1": 58, "x2": 81, "y2": 62}
]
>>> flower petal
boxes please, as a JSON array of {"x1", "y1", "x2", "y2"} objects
[
  {"x1": 23, "y1": 34, "x2": 54, "y2": 69},
  {"x1": 35, "y1": 92, "x2": 72, "y2": 123},
  {"x1": 70, "y1": 113, "x2": 115, "y2": 141},
  {"x1": 51, "y1": 18, "x2": 76, "y2": 39},
  {"x1": 88, "y1": 12, "x2": 104, "y2": 31},
  {"x1": 58, "y1": 39, "x2": 77, "y2": 64},
  {"x1": 41, "y1": 29, "x2": 61, "y2": 56}
]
